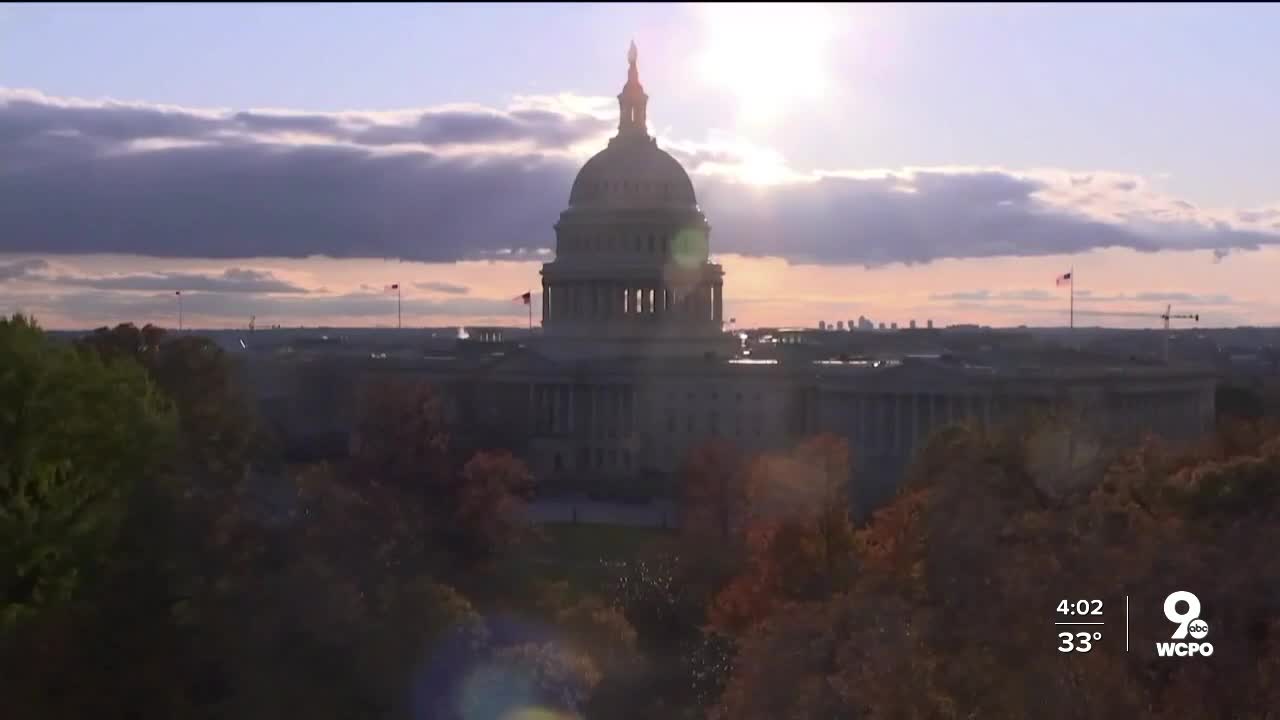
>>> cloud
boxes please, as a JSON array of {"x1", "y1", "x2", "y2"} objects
[
  {"x1": 933, "y1": 287, "x2": 1235, "y2": 307},
  {"x1": 930, "y1": 288, "x2": 1053, "y2": 302},
  {"x1": 0, "y1": 257, "x2": 47, "y2": 280},
  {"x1": 3, "y1": 89, "x2": 1280, "y2": 267},
  {"x1": 930, "y1": 289, "x2": 992, "y2": 302},
  {"x1": 47, "y1": 267, "x2": 310, "y2": 293},
  {"x1": 415, "y1": 281, "x2": 469, "y2": 295}
]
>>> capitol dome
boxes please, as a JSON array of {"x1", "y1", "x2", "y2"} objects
[
  {"x1": 566, "y1": 40, "x2": 697, "y2": 211},
  {"x1": 568, "y1": 137, "x2": 697, "y2": 209},
  {"x1": 538, "y1": 41, "x2": 726, "y2": 358}
]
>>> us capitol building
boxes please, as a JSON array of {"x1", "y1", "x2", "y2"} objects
[{"x1": 256, "y1": 44, "x2": 1217, "y2": 510}]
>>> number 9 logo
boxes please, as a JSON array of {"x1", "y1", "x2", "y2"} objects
[{"x1": 1164, "y1": 590, "x2": 1201, "y2": 640}]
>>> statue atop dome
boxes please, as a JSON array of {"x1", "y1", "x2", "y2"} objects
[{"x1": 617, "y1": 40, "x2": 648, "y2": 138}]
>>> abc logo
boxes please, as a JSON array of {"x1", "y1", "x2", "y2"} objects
[{"x1": 1156, "y1": 590, "x2": 1214, "y2": 658}]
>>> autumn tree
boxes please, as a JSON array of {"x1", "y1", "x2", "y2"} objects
[
  {"x1": 347, "y1": 375, "x2": 451, "y2": 491},
  {"x1": 717, "y1": 412, "x2": 1280, "y2": 719},
  {"x1": 679, "y1": 439, "x2": 749, "y2": 546},
  {"x1": 709, "y1": 433, "x2": 858, "y2": 635},
  {"x1": 452, "y1": 449, "x2": 537, "y2": 564},
  {"x1": 349, "y1": 377, "x2": 537, "y2": 572}
]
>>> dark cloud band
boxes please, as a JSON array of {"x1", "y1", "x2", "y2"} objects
[{"x1": 2, "y1": 90, "x2": 1278, "y2": 266}]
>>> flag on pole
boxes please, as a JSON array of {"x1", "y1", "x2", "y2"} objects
[
  {"x1": 175, "y1": 290, "x2": 181, "y2": 295},
  {"x1": 514, "y1": 291, "x2": 532, "y2": 305},
  {"x1": 386, "y1": 283, "x2": 399, "y2": 291},
  {"x1": 1055, "y1": 272, "x2": 1072, "y2": 286}
]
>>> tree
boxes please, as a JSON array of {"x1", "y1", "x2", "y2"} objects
[
  {"x1": 452, "y1": 450, "x2": 537, "y2": 565},
  {"x1": 709, "y1": 434, "x2": 857, "y2": 635},
  {"x1": 77, "y1": 323, "x2": 257, "y2": 483},
  {"x1": 349, "y1": 378, "x2": 537, "y2": 572},
  {"x1": 0, "y1": 314, "x2": 176, "y2": 631},
  {"x1": 715, "y1": 414, "x2": 1280, "y2": 719},
  {"x1": 348, "y1": 375, "x2": 451, "y2": 492},
  {"x1": 679, "y1": 439, "x2": 749, "y2": 546}
]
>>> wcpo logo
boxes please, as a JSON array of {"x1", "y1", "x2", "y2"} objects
[{"x1": 1156, "y1": 590, "x2": 1213, "y2": 658}]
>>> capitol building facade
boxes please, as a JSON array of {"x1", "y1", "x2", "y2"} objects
[{"x1": 257, "y1": 45, "x2": 1217, "y2": 511}]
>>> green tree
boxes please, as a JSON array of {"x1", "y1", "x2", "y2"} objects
[
  {"x1": 0, "y1": 314, "x2": 175, "y2": 631},
  {"x1": 77, "y1": 323, "x2": 259, "y2": 483}
]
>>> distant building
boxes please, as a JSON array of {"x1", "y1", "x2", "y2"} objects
[
  {"x1": 891, "y1": 322, "x2": 898, "y2": 330},
  {"x1": 818, "y1": 320, "x2": 827, "y2": 331},
  {"x1": 837, "y1": 320, "x2": 845, "y2": 331},
  {"x1": 858, "y1": 316, "x2": 875, "y2": 331},
  {"x1": 909, "y1": 320, "x2": 917, "y2": 330},
  {"x1": 927, "y1": 319, "x2": 934, "y2": 329}
]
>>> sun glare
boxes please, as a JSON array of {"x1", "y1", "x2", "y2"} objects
[{"x1": 696, "y1": 3, "x2": 835, "y2": 125}]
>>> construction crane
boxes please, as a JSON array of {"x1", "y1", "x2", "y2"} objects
[{"x1": 1159, "y1": 304, "x2": 1200, "y2": 363}]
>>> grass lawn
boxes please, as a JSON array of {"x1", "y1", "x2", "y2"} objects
[{"x1": 518, "y1": 522, "x2": 673, "y2": 596}]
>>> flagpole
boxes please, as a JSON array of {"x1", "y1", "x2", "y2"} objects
[
  {"x1": 176, "y1": 290, "x2": 183, "y2": 332},
  {"x1": 1069, "y1": 266, "x2": 1074, "y2": 331},
  {"x1": 527, "y1": 289, "x2": 532, "y2": 332},
  {"x1": 397, "y1": 285, "x2": 402, "y2": 330}
]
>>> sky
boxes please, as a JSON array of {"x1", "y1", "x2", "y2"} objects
[{"x1": 3, "y1": 2, "x2": 1279, "y2": 330}]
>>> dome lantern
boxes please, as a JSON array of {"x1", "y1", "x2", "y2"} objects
[{"x1": 618, "y1": 39, "x2": 648, "y2": 138}]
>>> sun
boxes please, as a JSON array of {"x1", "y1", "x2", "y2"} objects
[{"x1": 695, "y1": 3, "x2": 835, "y2": 124}]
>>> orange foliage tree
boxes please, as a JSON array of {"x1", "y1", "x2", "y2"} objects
[
  {"x1": 715, "y1": 416, "x2": 1280, "y2": 719},
  {"x1": 709, "y1": 433, "x2": 857, "y2": 636}
]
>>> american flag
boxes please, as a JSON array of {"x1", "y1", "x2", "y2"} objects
[
  {"x1": 514, "y1": 291, "x2": 532, "y2": 305},
  {"x1": 1055, "y1": 272, "x2": 1072, "y2": 286},
  {"x1": 386, "y1": 283, "x2": 399, "y2": 291}
]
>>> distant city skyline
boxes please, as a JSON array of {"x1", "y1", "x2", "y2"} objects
[{"x1": 2, "y1": 3, "x2": 1279, "y2": 330}]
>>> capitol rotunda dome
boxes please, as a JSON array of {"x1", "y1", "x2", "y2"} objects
[
  {"x1": 565, "y1": 40, "x2": 698, "y2": 211},
  {"x1": 537, "y1": 41, "x2": 728, "y2": 358},
  {"x1": 568, "y1": 137, "x2": 698, "y2": 210}
]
